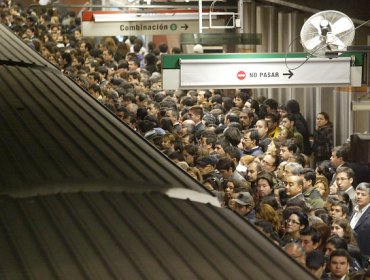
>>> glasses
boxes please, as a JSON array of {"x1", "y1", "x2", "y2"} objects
[
  {"x1": 285, "y1": 219, "x2": 300, "y2": 225},
  {"x1": 243, "y1": 138, "x2": 252, "y2": 142},
  {"x1": 336, "y1": 177, "x2": 349, "y2": 181}
]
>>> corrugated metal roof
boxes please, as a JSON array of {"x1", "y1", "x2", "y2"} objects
[
  {"x1": 0, "y1": 27, "x2": 206, "y2": 196},
  {"x1": 0, "y1": 25, "x2": 57, "y2": 68},
  {"x1": 0, "y1": 192, "x2": 314, "y2": 280}
]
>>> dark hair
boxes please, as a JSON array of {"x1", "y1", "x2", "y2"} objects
[
  {"x1": 286, "y1": 99, "x2": 300, "y2": 114},
  {"x1": 299, "y1": 168, "x2": 316, "y2": 185},
  {"x1": 326, "y1": 236, "x2": 348, "y2": 251},
  {"x1": 265, "y1": 112, "x2": 279, "y2": 124},
  {"x1": 332, "y1": 146, "x2": 350, "y2": 162},
  {"x1": 257, "y1": 172, "x2": 274, "y2": 188},
  {"x1": 283, "y1": 113, "x2": 296, "y2": 123},
  {"x1": 329, "y1": 249, "x2": 351, "y2": 262},
  {"x1": 246, "y1": 128, "x2": 260, "y2": 145},
  {"x1": 264, "y1": 98, "x2": 278, "y2": 111},
  {"x1": 216, "y1": 157, "x2": 236, "y2": 172},
  {"x1": 336, "y1": 166, "x2": 355, "y2": 179},
  {"x1": 306, "y1": 250, "x2": 326, "y2": 270},
  {"x1": 224, "y1": 127, "x2": 242, "y2": 147},
  {"x1": 300, "y1": 226, "x2": 321, "y2": 245},
  {"x1": 288, "y1": 210, "x2": 309, "y2": 229}
]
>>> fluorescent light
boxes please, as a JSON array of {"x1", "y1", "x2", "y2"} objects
[{"x1": 93, "y1": 13, "x2": 216, "y2": 22}]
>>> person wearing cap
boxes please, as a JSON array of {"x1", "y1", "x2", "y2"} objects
[{"x1": 233, "y1": 192, "x2": 256, "y2": 223}]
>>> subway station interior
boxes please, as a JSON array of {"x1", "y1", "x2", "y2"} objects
[{"x1": 0, "y1": 0, "x2": 369, "y2": 279}]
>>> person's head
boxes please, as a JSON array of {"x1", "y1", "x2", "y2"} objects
[
  {"x1": 283, "y1": 162, "x2": 303, "y2": 181},
  {"x1": 264, "y1": 112, "x2": 279, "y2": 132},
  {"x1": 147, "y1": 101, "x2": 160, "y2": 117},
  {"x1": 325, "y1": 235, "x2": 348, "y2": 257},
  {"x1": 183, "y1": 144, "x2": 199, "y2": 166},
  {"x1": 239, "y1": 108, "x2": 253, "y2": 129},
  {"x1": 330, "y1": 218, "x2": 355, "y2": 244},
  {"x1": 216, "y1": 157, "x2": 235, "y2": 180},
  {"x1": 285, "y1": 210, "x2": 309, "y2": 235},
  {"x1": 284, "y1": 242, "x2": 306, "y2": 265},
  {"x1": 315, "y1": 175, "x2": 329, "y2": 199},
  {"x1": 305, "y1": 250, "x2": 326, "y2": 278},
  {"x1": 195, "y1": 156, "x2": 217, "y2": 175},
  {"x1": 316, "y1": 112, "x2": 330, "y2": 128},
  {"x1": 261, "y1": 154, "x2": 278, "y2": 173},
  {"x1": 246, "y1": 160, "x2": 261, "y2": 183},
  {"x1": 328, "y1": 249, "x2": 350, "y2": 279},
  {"x1": 280, "y1": 139, "x2": 298, "y2": 161},
  {"x1": 300, "y1": 226, "x2": 321, "y2": 253},
  {"x1": 284, "y1": 175, "x2": 303, "y2": 197},
  {"x1": 299, "y1": 168, "x2": 316, "y2": 191},
  {"x1": 188, "y1": 105, "x2": 204, "y2": 124},
  {"x1": 244, "y1": 98, "x2": 259, "y2": 115},
  {"x1": 242, "y1": 129, "x2": 259, "y2": 150},
  {"x1": 263, "y1": 98, "x2": 278, "y2": 113},
  {"x1": 234, "y1": 192, "x2": 254, "y2": 216},
  {"x1": 255, "y1": 119, "x2": 269, "y2": 139},
  {"x1": 256, "y1": 172, "x2": 274, "y2": 198},
  {"x1": 281, "y1": 113, "x2": 296, "y2": 130},
  {"x1": 329, "y1": 201, "x2": 349, "y2": 220},
  {"x1": 330, "y1": 146, "x2": 349, "y2": 168},
  {"x1": 335, "y1": 167, "x2": 354, "y2": 192},
  {"x1": 355, "y1": 182, "x2": 370, "y2": 210}
]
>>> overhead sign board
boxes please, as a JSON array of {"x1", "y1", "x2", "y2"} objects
[
  {"x1": 81, "y1": 11, "x2": 224, "y2": 36},
  {"x1": 162, "y1": 53, "x2": 363, "y2": 90},
  {"x1": 82, "y1": 20, "x2": 224, "y2": 36}
]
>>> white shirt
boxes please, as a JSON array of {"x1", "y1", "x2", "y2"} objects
[{"x1": 350, "y1": 202, "x2": 370, "y2": 229}]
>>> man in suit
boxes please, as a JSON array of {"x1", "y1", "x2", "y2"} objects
[
  {"x1": 188, "y1": 105, "x2": 205, "y2": 143},
  {"x1": 350, "y1": 182, "x2": 370, "y2": 268},
  {"x1": 335, "y1": 167, "x2": 356, "y2": 205}
]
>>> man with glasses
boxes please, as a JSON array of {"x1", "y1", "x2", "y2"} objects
[
  {"x1": 335, "y1": 167, "x2": 356, "y2": 205},
  {"x1": 241, "y1": 129, "x2": 263, "y2": 157}
]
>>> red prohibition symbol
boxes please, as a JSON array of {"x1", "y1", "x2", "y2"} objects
[{"x1": 237, "y1": 71, "x2": 246, "y2": 80}]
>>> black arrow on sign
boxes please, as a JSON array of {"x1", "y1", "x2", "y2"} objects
[
  {"x1": 181, "y1": 24, "x2": 189, "y2": 30},
  {"x1": 283, "y1": 70, "x2": 294, "y2": 79}
]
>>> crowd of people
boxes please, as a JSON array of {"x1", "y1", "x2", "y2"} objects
[{"x1": 1, "y1": 2, "x2": 370, "y2": 279}]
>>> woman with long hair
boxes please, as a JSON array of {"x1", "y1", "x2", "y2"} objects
[
  {"x1": 330, "y1": 218, "x2": 357, "y2": 246},
  {"x1": 313, "y1": 112, "x2": 334, "y2": 166},
  {"x1": 256, "y1": 203, "x2": 282, "y2": 234}
]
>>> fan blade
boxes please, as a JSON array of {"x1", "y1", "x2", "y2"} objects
[
  {"x1": 307, "y1": 15, "x2": 325, "y2": 33},
  {"x1": 303, "y1": 35, "x2": 322, "y2": 51},
  {"x1": 331, "y1": 17, "x2": 354, "y2": 35},
  {"x1": 329, "y1": 35, "x2": 347, "y2": 50}
]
